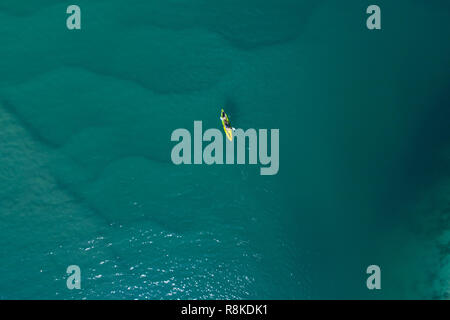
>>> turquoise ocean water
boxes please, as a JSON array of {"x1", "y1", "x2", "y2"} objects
[{"x1": 0, "y1": 0, "x2": 449, "y2": 299}]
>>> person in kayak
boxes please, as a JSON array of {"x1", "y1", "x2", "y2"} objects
[{"x1": 220, "y1": 110, "x2": 235, "y2": 131}]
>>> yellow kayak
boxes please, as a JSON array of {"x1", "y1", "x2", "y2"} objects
[{"x1": 221, "y1": 109, "x2": 233, "y2": 141}]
